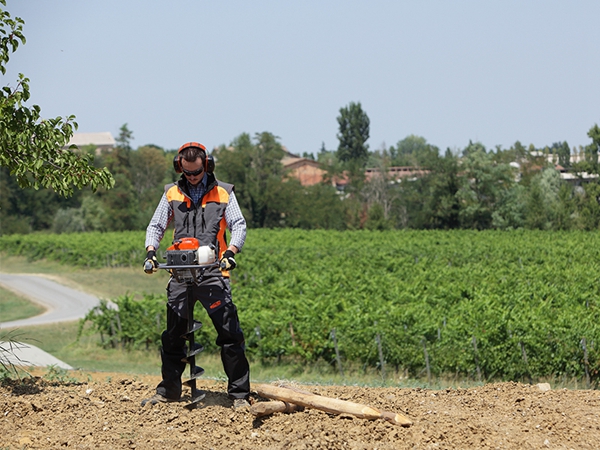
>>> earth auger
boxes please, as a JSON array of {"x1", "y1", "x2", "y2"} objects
[{"x1": 148, "y1": 237, "x2": 218, "y2": 409}]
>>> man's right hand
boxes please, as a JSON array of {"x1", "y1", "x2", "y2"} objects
[{"x1": 144, "y1": 250, "x2": 159, "y2": 274}]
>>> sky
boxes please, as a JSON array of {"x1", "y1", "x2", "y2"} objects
[{"x1": 3, "y1": 1, "x2": 600, "y2": 156}]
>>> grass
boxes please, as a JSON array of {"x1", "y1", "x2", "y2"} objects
[{"x1": 0, "y1": 285, "x2": 45, "y2": 322}]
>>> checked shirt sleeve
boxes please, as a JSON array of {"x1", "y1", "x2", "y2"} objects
[
  {"x1": 145, "y1": 193, "x2": 173, "y2": 250},
  {"x1": 225, "y1": 190, "x2": 247, "y2": 251}
]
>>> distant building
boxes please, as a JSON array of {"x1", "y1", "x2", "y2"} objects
[
  {"x1": 281, "y1": 150, "x2": 328, "y2": 186},
  {"x1": 514, "y1": 150, "x2": 598, "y2": 184},
  {"x1": 67, "y1": 132, "x2": 116, "y2": 153},
  {"x1": 365, "y1": 166, "x2": 429, "y2": 183},
  {"x1": 282, "y1": 149, "x2": 429, "y2": 188}
]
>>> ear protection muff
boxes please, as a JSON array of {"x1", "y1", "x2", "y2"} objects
[{"x1": 173, "y1": 142, "x2": 214, "y2": 174}]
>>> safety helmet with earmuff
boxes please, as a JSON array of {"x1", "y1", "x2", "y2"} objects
[{"x1": 173, "y1": 141, "x2": 215, "y2": 174}]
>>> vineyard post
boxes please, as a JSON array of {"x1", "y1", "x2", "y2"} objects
[
  {"x1": 109, "y1": 319, "x2": 117, "y2": 348},
  {"x1": 376, "y1": 333, "x2": 385, "y2": 381},
  {"x1": 519, "y1": 341, "x2": 532, "y2": 384},
  {"x1": 289, "y1": 322, "x2": 296, "y2": 347},
  {"x1": 421, "y1": 338, "x2": 431, "y2": 384},
  {"x1": 330, "y1": 328, "x2": 344, "y2": 376},
  {"x1": 581, "y1": 338, "x2": 591, "y2": 389},
  {"x1": 115, "y1": 313, "x2": 123, "y2": 348},
  {"x1": 472, "y1": 336, "x2": 482, "y2": 382}
]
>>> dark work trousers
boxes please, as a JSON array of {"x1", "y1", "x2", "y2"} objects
[{"x1": 155, "y1": 276, "x2": 250, "y2": 400}]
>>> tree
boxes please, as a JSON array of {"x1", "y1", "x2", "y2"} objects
[
  {"x1": 572, "y1": 181, "x2": 600, "y2": 230},
  {"x1": 492, "y1": 184, "x2": 527, "y2": 230},
  {"x1": 362, "y1": 156, "x2": 398, "y2": 226},
  {"x1": 585, "y1": 124, "x2": 600, "y2": 173},
  {"x1": 0, "y1": 165, "x2": 79, "y2": 234},
  {"x1": 456, "y1": 146, "x2": 516, "y2": 229},
  {"x1": 389, "y1": 135, "x2": 439, "y2": 167},
  {"x1": 0, "y1": 1, "x2": 113, "y2": 197},
  {"x1": 130, "y1": 145, "x2": 169, "y2": 204},
  {"x1": 551, "y1": 141, "x2": 571, "y2": 168},
  {"x1": 214, "y1": 132, "x2": 288, "y2": 227},
  {"x1": 116, "y1": 123, "x2": 134, "y2": 151},
  {"x1": 395, "y1": 149, "x2": 461, "y2": 229},
  {"x1": 423, "y1": 149, "x2": 461, "y2": 229},
  {"x1": 336, "y1": 102, "x2": 370, "y2": 169},
  {"x1": 524, "y1": 168, "x2": 561, "y2": 230},
  {"x1": 92, "y1": 129, "x2": 140, "y2": 230}
]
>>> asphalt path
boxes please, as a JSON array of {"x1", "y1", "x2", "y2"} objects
[
  {"x1": 0, "y1": 273, "x2": 105, "y2": 369},
  {"x1": 0, "y1": 273, "x2": 101, "y2": 328}
]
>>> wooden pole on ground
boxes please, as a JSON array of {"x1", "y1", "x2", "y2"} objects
[
  {"x1": 253, "y1": 384, "x2": 412, "y2": 427},
  {"x1": 250, "y1": 400, "x2": 304, "y2": 417}
]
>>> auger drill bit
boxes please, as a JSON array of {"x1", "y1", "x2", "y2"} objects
[
  {"x1": 181, "y1": 287, "x2": 205, "y2": 408},
  {"x1": 157, "y1": 245, "x2": 217, "y2": 410}
]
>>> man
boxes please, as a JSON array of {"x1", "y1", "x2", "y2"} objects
[{"x1": 142, "y1": 141, "x2": 250, "y2": 410}]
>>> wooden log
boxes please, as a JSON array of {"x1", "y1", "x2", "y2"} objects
[
  {"x1": 250, "y1": 400, "x2": 304, "y2": 417},
  {"x1": 254, "y1": 383, "x2": 412, "y2": 427},
  {"x1": 380, "y1": 410, "x2": 413, "y2": 427}
]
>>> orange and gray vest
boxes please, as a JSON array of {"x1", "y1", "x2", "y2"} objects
[{"x1": 164, "y1": 174, "x2": 234, "y2": 278}]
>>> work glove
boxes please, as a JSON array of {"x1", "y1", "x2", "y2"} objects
[
  {"x1": 144, "y1": 250, "x2": 159, "y2": 274},
  {"x1": 220, "y1": 249, "x2": 237, "y2": 271}
]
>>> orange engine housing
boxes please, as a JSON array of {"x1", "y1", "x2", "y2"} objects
[{"x1": 167, "y1": 237, "x2": 200, "y2": 252}]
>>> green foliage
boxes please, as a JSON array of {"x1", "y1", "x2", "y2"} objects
[
  {"x1": 237, "y1": 229, "x2": 600, "y2": 385},
  {"x1": 336, "y1": 101, "x2": 370, "y2": 171},
  {"x1": 403, "y1": 149, "x2": 461, "y2": 229},
  {"x1": 214, "y1": 132, "x2": 308, "y2": 228},
  {"x1": 0, "y1": 166, "x2": 81, "y2": 234},
  {"x1": 584, "y1": 124, "x2": 600, "y2": 172},
  {"x1": 389, "y1": 135, "x2": 440, "y2": 167},
  {"x1": 78, "y1": 293, "x2": 219, "y2": 353},
  {"x1": 492, "y1": 184, "x2": 526, "y2": 230},
  {"x1": 456, "y1": 147, "x2": 517, "y2": 229},
  {"x1": 7, "y1": 229, "x2": 596, "y2": 384},
  {"x1": 214, "y1": 133, "x2": 345, "y2": 228},
  {"x1": 130, "y1": 145, "x2": 169, "y2": 217},
  {"x1": 42, "y1": 365, "x2": 78, "y2": 384},
  {"x1": 572, "y1": 182, "x2": 600, "y2": 230},
  {"x1": 525, "y1": 168, "x2": 561, "y2": 230},
  {"x1": 116, "y1": 123, "x2": 134, "y2": 151},
  {"x1": 364, "y1": 203, "x2": 393, "y2": 230},
  {"x1": 552, "y1": 141, "x2": 571, "y2": 168},
  {"x1": 78, "y1": 295, "x2": 165, "y2": 350},
  {"x1": 0, "y1": 1, "x2": 114, "y2": 197},
  {"x1": 0, "y1": 231, "x2": 145, "y2": 267}
]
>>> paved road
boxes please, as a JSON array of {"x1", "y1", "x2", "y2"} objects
[
  {"x1": 0, "y1": 273, "x2": 105, "y2": 369},
  {"x1": 0, "y1": 273, "x2": 101, "y2": 328},
  {"x1": 0, "y1": 340, "x2": 73, "y2": 369}
]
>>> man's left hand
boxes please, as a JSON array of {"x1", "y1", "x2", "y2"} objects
[{"x1": 220, "y1": 250, "x2": 237, "y2": 271}]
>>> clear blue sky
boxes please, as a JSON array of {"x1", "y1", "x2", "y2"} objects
[{"x1": 4, "y1": 1, "x2": 599, "y2": 155}]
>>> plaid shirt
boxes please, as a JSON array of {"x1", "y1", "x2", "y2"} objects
[{"x1": 145, "y1": 174, "x2": 246, "y2": 251}]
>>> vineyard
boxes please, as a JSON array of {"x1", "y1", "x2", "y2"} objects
[{"x1": 1, "y1": 229, "x2": 598, "y2": 386}]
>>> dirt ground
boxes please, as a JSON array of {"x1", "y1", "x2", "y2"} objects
[{"x1": 1, "y1": 371, "x2": 599, "y2": 450}]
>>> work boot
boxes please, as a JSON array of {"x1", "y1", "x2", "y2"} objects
[
  {"x1": 141, "y1": 393, "x2": 179, "y2": 406},
  {"x1": 233, "y1": 398, "x2": 251, "y2": 410}
]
